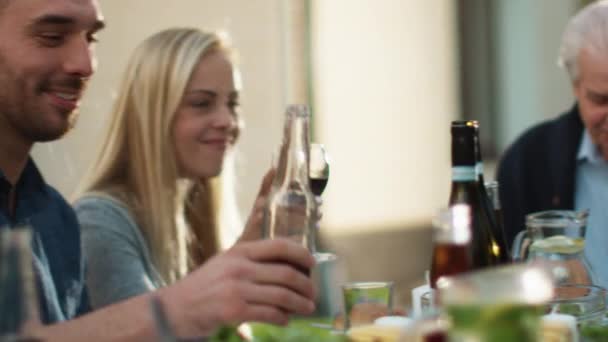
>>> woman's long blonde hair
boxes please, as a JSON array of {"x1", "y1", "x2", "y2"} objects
[{"x1": 75, "y1": 28, "x2": 242, "y2": 283}]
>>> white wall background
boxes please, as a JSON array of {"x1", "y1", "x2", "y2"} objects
[
  {"x1": 494, "y1": 0, "x2": 577, "y2": 151},
  {"x1": 312, "y1": 0, "x2": 459, "y2": 233}
]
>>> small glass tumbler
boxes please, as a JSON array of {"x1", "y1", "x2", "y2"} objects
[
  {"x1": 342, "y1": 281, "x2": 394, "y2": 330},
  {"x1": 549, "y1": 284, "x2": 606, "y2": 324}
]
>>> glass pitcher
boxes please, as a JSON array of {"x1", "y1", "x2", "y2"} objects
[{"x1": 512, "y1": 210, "x2": 592, "y2": 285}]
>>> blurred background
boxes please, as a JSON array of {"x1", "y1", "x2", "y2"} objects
[{"x1": 32, "y1": 0, "x2": 590, "y2": 308}]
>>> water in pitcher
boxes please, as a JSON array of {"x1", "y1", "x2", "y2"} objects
[
  {"x1": 528, "y1": 235, "x2": 585, "y2": 260},
  {"x1": 517, "y1": 210, "x2": 591, "y2": 284}
]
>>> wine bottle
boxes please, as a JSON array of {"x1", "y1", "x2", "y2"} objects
[
  {"x1": 263, "y1": 104, "x2": 317, "y2": 275},
  {"x1": 430, "y1": 204, "x2": 473, "y2": 289},
  {"x1": 485, "y1": 180, "x2": 510, "y2": 260},
  {"x1": 449, "y1": 121, "x2": 501, "y2": 268},
  {"x1": 469, "y1": 121, "x2": 510, "y2": 264}
]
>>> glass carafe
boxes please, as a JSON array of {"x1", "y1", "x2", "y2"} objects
[{"x1": 512, "y1": 210, "x2": 592, "y2": 285}]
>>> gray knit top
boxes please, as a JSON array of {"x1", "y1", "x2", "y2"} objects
[{"x1": 74, "y1": 193, "x2": 165, "y2": 309}]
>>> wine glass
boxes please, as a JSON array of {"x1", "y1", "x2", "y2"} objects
[
  {"x1": 309, "y1": 143, "x2": 330, "y2": 197},
  {"x1": 309, "y1": 143, "x2": 335, "y2": 264}
]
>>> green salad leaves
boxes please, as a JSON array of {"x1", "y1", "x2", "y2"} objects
[{"x1": 208, "y1": 320, "x2": 347, "y2": 342}]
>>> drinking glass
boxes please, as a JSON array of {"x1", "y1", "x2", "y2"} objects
[
  {"x1": 309, "y1": 143, "x2": 330, "y2": 197},
  {"x1": 308, "y1": 143, "x2": 335, "y2": 263},
  {"x1": 0, "y1": 228, "x2": 42, "y2": 341},
  {"x1": 342, "y1": 281, "x2": 394, "y2": 330},
  {"x1": 549, "y1": 284, "x2": 606, "y2": 324}
]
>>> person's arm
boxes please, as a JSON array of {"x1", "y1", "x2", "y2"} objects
[
  {"x1": 31, "y1": 291, "x2": 159, "y2": 341},
  {"x1": 76, "y1": 196, "x2": 160, "y2": 309},
  {"x1": 32, "y1": 238, "x2": 316, "y2": 341}
]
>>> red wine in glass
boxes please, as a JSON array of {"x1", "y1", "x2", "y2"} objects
[
  {"x1": 309, "y1": 177, "x2": 328, "y2": 196},
  {"x1": 309, "y1": 143, "x2": 329, "y2": 196}
]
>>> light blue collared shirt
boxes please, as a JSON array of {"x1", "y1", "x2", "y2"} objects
[{"x1": 575, "y1": 130, "x2": 608, "y2": 287}]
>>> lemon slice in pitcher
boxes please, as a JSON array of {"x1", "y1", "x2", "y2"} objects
[{"x1": 529, "y1": 235, "x2": 585, "y2": 255}]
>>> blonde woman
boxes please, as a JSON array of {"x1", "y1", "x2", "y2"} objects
[{"x1": 74, "y1": 27, "x2": 271, "y2": 309}]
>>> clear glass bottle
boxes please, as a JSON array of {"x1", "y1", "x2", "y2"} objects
[
  {"x1": 263, "y1": 104, "x2": 317, "y2": 273},
  {"x1": 449, "y1": 121, "x2": 502, "y2": 268}
]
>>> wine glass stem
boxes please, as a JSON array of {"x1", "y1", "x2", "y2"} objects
[{"x1": 310, "y1": 195, "x2": 322, "y2": 255}]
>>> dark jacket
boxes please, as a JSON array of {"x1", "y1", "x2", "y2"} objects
[{"x1": 496, "y1": 104, "x2": 584, "y2": 247}]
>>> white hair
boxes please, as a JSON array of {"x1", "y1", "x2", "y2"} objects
[{"x1": 559, "y1": 0, "x2": 608, "y2": 81}]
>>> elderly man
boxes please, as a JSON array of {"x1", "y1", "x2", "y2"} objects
[
  {"x1": 0, "y1": 0, "x2": 315, "y2": 340},
  {"x1": 498, "y1": 0, "x2": 608, "y2": 287}
]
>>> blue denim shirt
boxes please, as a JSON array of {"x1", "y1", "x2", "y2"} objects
[{"x1": 0, "y1": 159, "x2": 89, "y2": 323}]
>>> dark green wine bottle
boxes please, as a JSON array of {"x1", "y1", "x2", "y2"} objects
[
  {"x1": 470, "y1": 121, "x2": 510, "y2": 263},
  {"x1": 449, "y1": 121, "x2": 501, "y2": 268}
]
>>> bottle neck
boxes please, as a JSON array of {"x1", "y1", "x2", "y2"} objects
[
  {"x1": 275, "y1": 112, "x2": 311, "y2": 187},
  {"x1": 474, "y1": 135, "x2": 483, "y2": 165},
  {"x1": 474, "y1": 129, "x2": 486, "y2": 182},
  {"x1": 451, "y1": 124, "x2": 476, "y2": 170}
]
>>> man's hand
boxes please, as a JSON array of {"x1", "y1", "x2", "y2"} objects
[{"x1": 160, "y1": 238, "x2": 316, "y2": 337}]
